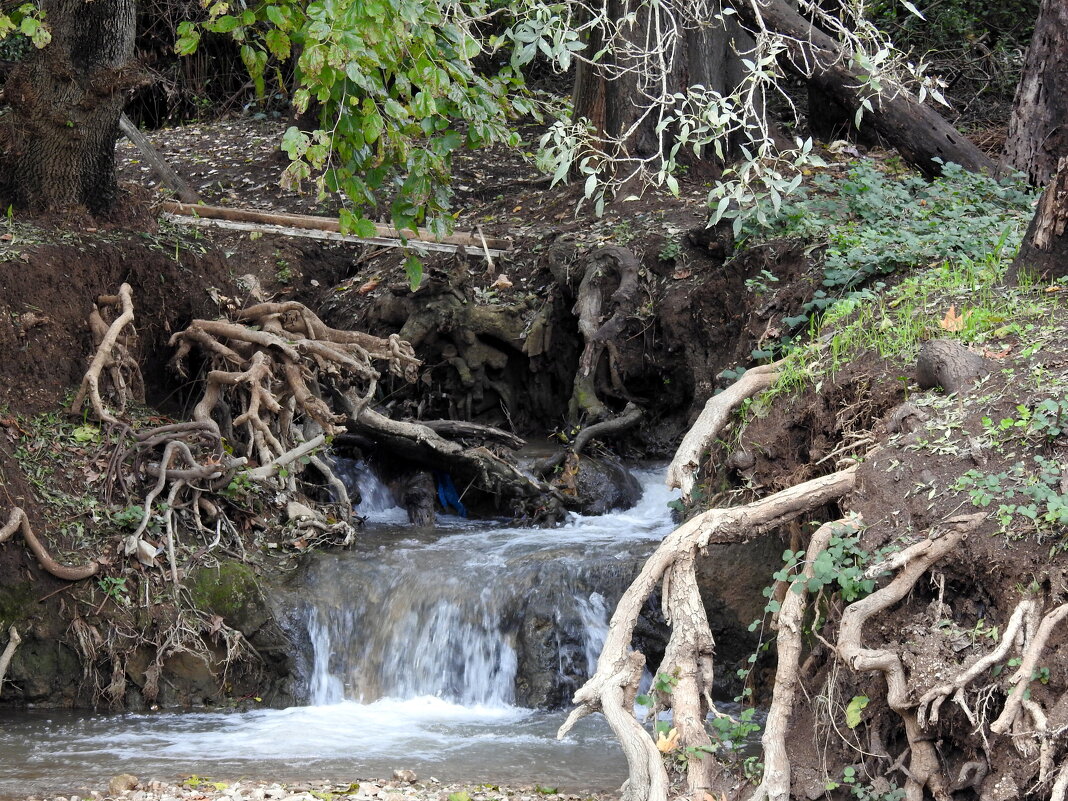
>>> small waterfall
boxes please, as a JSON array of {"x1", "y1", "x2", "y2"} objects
[{"x1": 297, "y1": 462, "x2": 678, "y2": 708}]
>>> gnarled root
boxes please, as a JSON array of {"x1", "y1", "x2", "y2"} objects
[
  {"x1": 70, "y1": 283, "x2": 144, "y2": 424},
  {"x1": 666, "y1": 362, "x2": 780, "y2": 500},
  {"x1": 836, "y1": 513, "x2": 985, "y2": 801},
  {"x1": 559, "y1": 466, "x2": 857, "y2": 801},
  {"x1": 0, "y1": 625, "x2": 21, "y2": 697},
  {"x1": 0, "y1": 507, "x2": 99, "y2": 580},
  {"x1": 569, "y1": 246, "x2": 641, "y2": 422},
  {"x1": 171, "y1": 301, "x2": 419, "y2": 478},
  {"x1": 748, "y1": 516, "x2": 860, "y2": 801}
]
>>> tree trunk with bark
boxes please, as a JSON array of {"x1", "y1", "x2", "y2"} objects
[
  {"x1": 734, "y1": 0, "x2": 995, "y2": 178},
  {"x1": 572, "y1": 1, "x2": 753, "y2": 163},
  {"x1": 1011, "y1": 155, "x2": 1068, "y2": 283},
  {"x1": 1002, "y1": 0, "x2": 1068, "y2": 186},
  {"x1": 4, "y1": 0, "x2": 136, "y2": 213}
]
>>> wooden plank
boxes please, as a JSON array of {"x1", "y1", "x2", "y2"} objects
[
  {"x1": 161, "y1": 213, "x2": 512, "y2": 258},
  {"x1": 160, "y1": 200, "x2": 511, "y2": 252}
]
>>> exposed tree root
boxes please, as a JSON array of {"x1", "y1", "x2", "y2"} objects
[
  {"x1": 70, "y1": 283, "x2": 143, "y2": 424},
  {"x1": 1052, "y1": 760, "x2": 1068, "y2": 801},
  {"x1": 569, "y1": 246, "x2": 641, "y2": 421},
  {"x1": 916, "y1": 598, "x2": 1036, "y2": 729},
  {"x1": 0, "y1": 625, "x2": 21, "y2": 697},
  {"x1": 748, "y1": 516, "x2": 859, "y2": 801},
  {"x1": 0, "y1": 507, "x2": 99, "y2": 580},
  {"x1": 345, "y1": 406, "x2": 561, "y2": 516},
  {"x1": 559, "y1": 466, "x2": 857, "y2": 801},
  {"x1": 417, "y1": 419, "x2": 525, "y2": 450},
  {"x1": 666, "y1": 362, "x2": 780, "y2": 500},
  {"x1": 836, "y1": 513, "x2": 985, "y2": 801},
  {"x1": 990, "y1": 602, "x2": 1068, "y2": 738},
  {"x1": 535, "y1": 402, "x2": 643, "y2": 477}
]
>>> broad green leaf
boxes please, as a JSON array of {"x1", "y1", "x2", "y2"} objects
[{"x1": 845, "y1": 695, "x2": 869, "y2": 728}]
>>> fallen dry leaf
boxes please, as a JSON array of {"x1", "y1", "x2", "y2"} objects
[
  {"x1": 491, "y1": 274, "x2": 513, "y2": 290},
  {"x1": 982, "y1": 347, "x2": 1011, "y2": 359},
  {"x1": 656, "y1": 727, "x2": 680, "y2": 753},
  {"x1": 939, "y1": 305, "x2": 971, "y2": 332}
]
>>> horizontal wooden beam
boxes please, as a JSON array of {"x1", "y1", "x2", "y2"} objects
[
  {"x1": 160, "y1": 201, "x2": 511, "y2": 256},
  {"x1": 161, "y1": 213, "x2": 512, "y2": 258}
]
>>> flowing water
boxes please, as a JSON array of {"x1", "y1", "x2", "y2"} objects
[{"x1": 0, "y1": 465, "x2": 678, "y2": 798}]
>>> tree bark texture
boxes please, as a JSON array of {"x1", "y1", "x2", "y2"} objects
[
  {"x1": 734, "y1": 0, "x2": 995, "y2": 178},
  {"x1": 5, "y1": 0, "x2": 136, "y2": 213},
  {"x1": 1002, "y1": 0, "x2": 1068, "y2": 186},
  {"x1": 1011, "y1": 155, "x2": 1068, "y2": 283},
  {"x1": 572, "y1": 1, "x2": 753, "y2": 161}
]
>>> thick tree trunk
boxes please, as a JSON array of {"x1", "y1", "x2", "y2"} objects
[
  {"x1": 1002, "y1": 0, "x2": 1068, "y2": 186},
  {"x1": 572, "y1": 1, "x2": 753, "y2": 161},
  {"x1": 734, "y1": 0, "x2": 995, "y2": 178},
  {"x1": 1011, "y1": 155, "x2": 1068, "y2": 283},
  {"x1": 5, "y1": 0, "x2": 136, "y2": 213}
]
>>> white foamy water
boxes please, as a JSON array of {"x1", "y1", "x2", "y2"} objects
[{"x1": 0, "y1": 466, "x2": 679, "y2": 798}]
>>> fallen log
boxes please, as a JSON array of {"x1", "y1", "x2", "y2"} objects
[
  {"x1": 733, "y1": 0, "x2": 996, "y2": 178},
  {"x1": 161, "y1": 202, "x2": 512, "y2": 258}
]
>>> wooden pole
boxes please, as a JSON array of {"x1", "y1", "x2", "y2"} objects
[
  {"x1": 119, "y1": 114, "x2": 201, "y2": 204},
  {"x1": 161, "y1": 201, "x2": 512, "y2": 253}
]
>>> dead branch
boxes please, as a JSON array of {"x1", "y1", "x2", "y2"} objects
[
  {"x1": 70, "y1": 283, "x2": 143, "y2": 424},
  {"x1": 0, "y1": 625, "x2": 21, "y2": 697},
  {"x1": 748, "y1": 516, "x2": 858, "y2": 801},
  {"x1": 836, "y1": 513, "x2": 985, "y2": 801},
  {"x1": 667, "y1": 363, "x2": 780, "y2": 500},
  {"x1": 119, "y1": 114, "x2": 200, "y2": 204},
  {"x1": 573, "y1": 401, "x2": 643, "y2": 455},
  {"x1": 0, "y1": 507, "x2": 99, "y2": 580},
  {"x1": 535, "y1": 402, "x2": 643, "y2": 476},
  {"x1": 347, "y1": 406, "x2": 560, "y2": 509},
  {"x1": 559, "y1": 466, "x2": 857, "y2": 801}
]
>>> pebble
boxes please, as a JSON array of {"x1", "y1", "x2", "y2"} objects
[
  {"x1": 108, "y1": 777, "x2": 139, "y2": 795},
  {"x1": 12, "y1": 777, "x2": 617, "y2": 801}
]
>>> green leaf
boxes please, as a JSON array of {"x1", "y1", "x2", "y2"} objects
[
  {"x1": 845, "y1": 695, "x2": 869, "y2": 728},
  {"x1": 210, "y1": 15, "x2": 241, "y2": 34},
  {"x1": 72, "y1": 424, "x2": 100, "y2": 443},
  {"x1": 265, "y1": 29, "x2": 291, "y2": 60},
  {"x1": 404, "y1": 255, "x2": 423, "y2": 291}
]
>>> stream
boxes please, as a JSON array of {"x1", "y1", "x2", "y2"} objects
[{"x1": 0, "y1": 466, "x2": 679, "y2": 798}]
